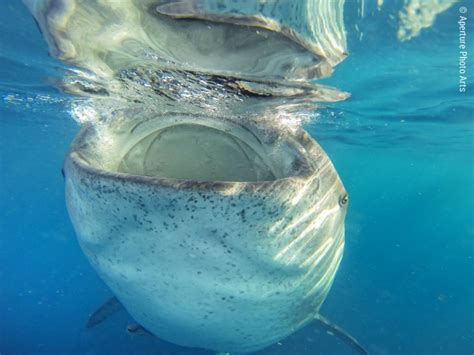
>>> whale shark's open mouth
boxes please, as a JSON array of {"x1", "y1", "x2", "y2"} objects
[
  {"x1": 74, "y1": 115, "x2": 313, "y2": 183},
  {"x1": 118, "y1": 123, "x2": 277, "y2": 182}
]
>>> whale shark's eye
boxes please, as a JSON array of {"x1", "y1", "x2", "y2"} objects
[{"x1": 339, "y1": 194, "x2": 349, "y2": 206}]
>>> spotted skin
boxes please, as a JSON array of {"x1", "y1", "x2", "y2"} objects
[{"x1": 64, "y1": 119, "x2": 347, "y2": 353}]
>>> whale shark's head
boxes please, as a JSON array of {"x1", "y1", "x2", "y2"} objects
[{"x1": 64, "y1": 112, "x2": 348, "y2": 352}]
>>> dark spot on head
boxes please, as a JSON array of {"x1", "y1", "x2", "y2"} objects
[{"x1": 238, "y1": 209, "x2": 246, "y2": 222}]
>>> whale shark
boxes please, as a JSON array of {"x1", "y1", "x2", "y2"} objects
[
  {"x1": 26, "y1": 0, "x2": 366, "y2": 353},
  {"x1": 63, "y1": 114, "x2": 364, "y2": 353}
]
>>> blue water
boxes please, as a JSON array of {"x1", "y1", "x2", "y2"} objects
[{"x1": 1, "y1": 1, "x2": 473, "y2": 354}]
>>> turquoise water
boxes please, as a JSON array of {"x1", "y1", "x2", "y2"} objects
[{"x1": 1, "y1": 1, "x2": 473, "y2": 354}]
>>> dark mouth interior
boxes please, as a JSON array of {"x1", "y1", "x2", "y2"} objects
[{"x1": 117, "y1": 123, "x2": 277, "y2": 182}]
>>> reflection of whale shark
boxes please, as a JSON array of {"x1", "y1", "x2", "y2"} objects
[
  {"x1": 24, "y1": 0, "x2": 348, "y2": 106},
  {"x1": 63, "y1": 114, "x2": 363, "y2": 353}
]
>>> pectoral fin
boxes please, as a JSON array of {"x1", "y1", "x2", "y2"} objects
[
  {"x1": 86, "y1": 296, "x2": 124, "y2": 328},
  {"x1": 314, "y1": 314, "x2": 368, "y2": 355}
]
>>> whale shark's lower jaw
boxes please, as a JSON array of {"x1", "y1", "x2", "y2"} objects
[{"x1": 63, "y1": 114, "x2": 347, "y2": 352}]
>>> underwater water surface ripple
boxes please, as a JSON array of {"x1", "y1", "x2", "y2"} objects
[{"x1": 0, "y1": 0, "x2": 473, "y2": 354}]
